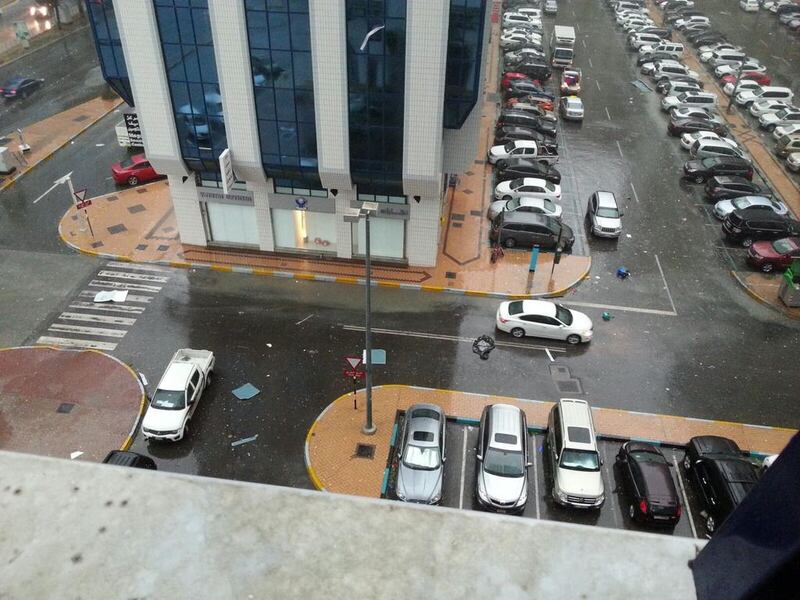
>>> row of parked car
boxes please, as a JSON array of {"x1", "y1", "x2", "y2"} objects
[
  {"x1": 394, "y1": 398, "x2": 773, "y2": 536},
  {"x1": 753, "y1": 0, "x2": 800, "y2": 33}
]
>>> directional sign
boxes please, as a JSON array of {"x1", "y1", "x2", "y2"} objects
[
  {"x1": 73, "y1": 188, "x2": 87, "y2": 203},
  {"x1": 344, "y1": 369, "x2": 366, "y2": 379},
  {"x1": 345, "y1": 356, "x2": 362, "y2": 369},
  {"x1": 76, "y1": 200, "x2": 92, "y2": 210},
  {"x1": 362, "y1": 349, "x2": 386, "y2": 365}
]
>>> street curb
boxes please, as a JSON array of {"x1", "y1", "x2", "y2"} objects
[
  {"x1": 304, "y1": 399, "x2": 338, "y2": 492},
  {"x1": 729, "y1": 270, "x2": 800, "y2": 320},
  {"x1": 0, "y1": 98, "x2": 123, "y2": 193},
  {"x1": 117, "y1": 361, "x2": 148, "y2": 452}
]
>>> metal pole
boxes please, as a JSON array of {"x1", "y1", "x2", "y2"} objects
[
  {"x1": 363, "y1": 212, "x2": 376, "y2": 434},
  {"x1": 727, "y1": 67, "x2": 743, "y2": 115}
]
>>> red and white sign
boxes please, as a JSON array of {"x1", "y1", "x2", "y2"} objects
[
  {"x1": 344, "y1": 369, "x2": 366, "y2": 379},
  {"x1": 73, "y1": 188, "x2": 87, "y2": 203},
  {"x1": 344, "y1": 356, "x2": 362, "y2": 369},
  {"x1": 76, "y1": 199, "x2": 92, "y2": 210}
]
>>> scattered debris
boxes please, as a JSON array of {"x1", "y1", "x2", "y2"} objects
[
  {"x1": 138, "y1": 372, "x2": 148, "y2": 386},
  {"x1": 602, "y1": 312, "x2": 614, "y2": 321},
  {"x1": 70, "y1": 451, "x2": 83, "y2": 460},
  {"x1": 93, "y1": 290, "x2": 128, "y2": 303},
  {"x1": 472, "y1": 335, "x2": 496, "y2": 360},
  {"x1": 231, "y1": 434, "x2": 258, "y2": 447},
  {"x1": 616, "y1": 267, "x2": 630, "y2": 280},
  {"x1": 295, "y1": 314, "x2": 314, "y2": 325},
  {"x1": 232, "y1": 383, "x2": 260, "y2": 400},
  {"x1": 266, "y1": 343, "x2": 273, "y2": 348}
]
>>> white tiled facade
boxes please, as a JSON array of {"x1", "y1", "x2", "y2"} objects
[{"x1": 112, "y1": 0, "x2": 488, "y2": 267}]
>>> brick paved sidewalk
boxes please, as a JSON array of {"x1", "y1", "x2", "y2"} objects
[{"x1": 305, "y1": 385, "x2": 797, "y2": 498}]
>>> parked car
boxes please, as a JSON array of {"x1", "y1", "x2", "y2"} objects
[
  {"x1": 704, "y1": 175, "x2": 769, "y2": 201},
  {"x1": 722, "y1": 208, "x2": 800, "y2": 246},
  {"x1": 774, "y1": 123, "x2": 800, "y2": 140},
  {"x1": 494, "y1": 125, "x2": 547, "y2": 146},
  {"x1": 657, "y1": 78, "x2": 702, "y2": 95},
  {"x1": 662, "y1": 91, "x2": 718, "y2": 112},
  {"x1": 488, "y1": 196, "x2": 563, "y2": 221},
  {"x1": 475, "y1": 404, "x2": 530, "y2": 514},
  {"x1": 699, "y1": 43, "x2": 741, "y2": 56},
  {"x1": 776, "y1": 134, "x2": 800, "y2": 158},
  {"x1": 493, "y1": 177, "x2": 562, "y2": 202},
  {"x1": 714, "y1": 61, "x2": 766, "y2": 77},
  {"x1": 616, "y1": 441, "x2": 681, "y2": 526},
  {"x1": 747, "y1": 237, "x2": 800, "y2": 272},
  {"x1": 787, "y1": 152, "x2": 800, "y2": 172},
  {"x1": 683, "y1": 156, "x2": 753, "y2": 183},
  {"x1": 395, "y1": 404, "x2": 446, "y2": 505},
  {"x1": 497, "y1": 110, "x2": 558, "y2": 137},
  {"x1": 544, "y1": 0, "x2": 558, "y2": 14},
  {"x1": 749, "y1": 99, "x2": 794, "y2": 118},
  {"x1": 495, "y1": 158, "x2": 562, "y2": 184},
  {"x1": 735, "y1": 86, "x2": 794, "y2": 107},
  {"x1": 713, "y1": 195, "x2": 787, "y2": 220},
  {"x1": 102, "y1": 451, "x2": 157, "y2": 470},
  {"x1": 490, "y1": 211, "x2": 575, "y2": 250},
  {"x1": 759, "y1": 107, "x2": 800, "y2": 131},
  {"x1": 0, "y1": 76, "x2": 44, "y2": 100},
  {"x1": 511, "y1": 61, "x2": 553, "y2": 81},
  {"x1": 496, "y1": 300, "x2": 592, "y2": 343},
  {"x1": 502, "y1": 72, "x2": 538, "y2": 89},
  {"x1": 504, "y1": 78, "x2": 552, "y2": 99},
  {"x1": 689, "y1": 138, "x2": 748, "y2": 161},
  {"x1": 488, "y1": 140, "x2": 557, "y2": 165},
  {"x1": 111, "y1": 154, "x2": 162, "y2": 186},
  {"x1": 638, "y1": 51, "x2": 677, "y2": 66},
  {"x1": 586, "y1": 190, "x2": 623, "y2": 238},
  {"x1": 671, "y1": 106, "x2": 722, "y2": 123},
  {"x1": 668, "y1": 117, "x2": 729, "y2": 137},
  {"x1": 559, "y1": 96, "x2": 584, "y2": 121},
  {"x1": 560, "y1": 69, "x2": 582, "y2": 94},
  {"x1": 680, "y1": 131, "x2": 739, "y2": 151},
  {"x1": 683, "y1": 436, "x2": 760, "y2": 534},
  {"x1": 722, "y1": 79, "x2": 761, "y2": 97}
]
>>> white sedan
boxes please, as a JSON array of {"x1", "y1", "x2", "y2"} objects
[
  {"x1": 787, "y1": 153, "x2": 800, "y2": 172},
  {"x1": 487, "y1": 196, "x2": 563, "y2": 221},
  {"x1": 714, "y1": 62, "x2": 766, "y2": 78},
  {"x1": 680, "y1": 131, "x2": 740, "y2": 151},
  {"x1": 496, "y1": 300, "x2": 593, "y2": 344},
  {"x1": 712, "y1": 196, "x2": 788, "y2": 220},
  {"x1": 488, "y1": 140, "x2": 540, "y2": 164},
  {"x1": 494, "y1": 177, "x2": 561, "y2": 201},
  {"x1": 774, "y1": 123, "x2": 800, "y2": 140},
  {"x1": 722, "y1": 79, "x2": 760, "y2": 96},
  {"x1": 749, "y1": 100, "x2": 793, "y2": 117}
]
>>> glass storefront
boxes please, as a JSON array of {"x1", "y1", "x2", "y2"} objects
[
  {"x1": 352, "y1": 217, "x2": 404, "y2": 260},
  {"x1": 272, "y1": 209, "x2": 337, "y2": 253},
  {"x1": 205, "y1": 202, "x2": 259, "y2": 246}
]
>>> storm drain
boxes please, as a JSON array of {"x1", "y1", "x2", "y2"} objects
[
  {"x1": 57, "y1": 403, "x2": 75, "y2": 414},
  {"x1": 631, "y1": 79, "x2": 652, "y2": 92},
  {"x1": 354, "y1": 443, "x2": 375, "y2": 460},
  {"x1": 555, "y1": 379, "x2": 583, "y2": 394}
]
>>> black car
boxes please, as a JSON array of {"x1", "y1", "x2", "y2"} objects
[
  {"x1": 494, "y1": 125, "x2": 547, "y2": 146},
  {"x1": 637, "y1": 26, "x2": 673, "y2": 39},
  {"x1": 505, "y1": 80, "x2": 555, "y2": 100},
  {"x1": 722, "y1": 209, "x2": 800, "y2": 247},
  {"x1": 637, "y1": 51, "x2": 676, "y2": 66},
  {"x1": 616, "y1": 441, "x2": 681, "y2": 526},
  {"x1": 0, "y1": 76, "x2": 44, "y2": 100},
  {"x1": 689, "y1": 32, "x2": 727, "y2": 47},
  {"x1": 490, "y1": 212, "x2": 575, "y2": 250},
  {"x1": 666, "y1": 9, "x2": 704, "y2": 23},
  {"x1": 704, "y1": 176, "x2": 770, "y2": 201},
  {"x1": 496, "y1": 158, "x2": 562, "y2": 184},
  {"x1": 683, "y1": 436, "x2": 759, "y2": 534},
  {"x1": 683, "y1": 156, "x2": 752, "y2": 183},
  {"x1": 102, "y1": 450, "x2": 157, "y2": 470},
  {"x1": 685, "y1": 29, "x2": 723, "y2": 44},
  {"x1": 498, "y1": 110, "x2": 557, "y2": 137},
  {"x1": 668, "y1": 117, "x2": 729, "y2": 137},
  {"x1": 512, "y1": 62, "x2": 553, "y2": 81}
]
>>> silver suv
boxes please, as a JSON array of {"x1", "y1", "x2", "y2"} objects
[
  {"x1": 395, "y1": 404, "x2": 446, "y2": 504},
  {"x1": 587, "y1": 190, "x2": 623, "y2": 238},
  {"x1": 475, "y1": 404, "x2": 531, "y2": 513}
]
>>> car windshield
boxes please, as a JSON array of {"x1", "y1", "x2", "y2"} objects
[
  {"x1": 596, "y1": 207, "x2": 620, "y2": 218},
  {"x1": 630, "y1": 450, "x2": 667, "y2": 464},
  {"x1": 560, "y1": 449, "x2": 601, "y2": 471},
  {"x1": 773, "y1": 239, "x2": 798, "y2": 253},
  {"x1": 504, "y1": 142, "x2": 516, "y2": 152},
  {"x1": 507, "y1": 300, "x2": 524, "y2": 315},
  {"x1": 483, "y1": 447, "x2": 525, "y2": 477},
  {"x1": 150, "y1": 389, "x2": 186, "y2": 410},
  {"x1": 542, "y1": 199, "x2": 555, "y2": 212},
  {"x1": 545, "y1": 181, "x2": 556, "y2": 192},
  {"x1": 555, "y1": 304, "x2": 573, "y2": 325},
  {"x1": 506, "y1": 199, "x2": 521, "y2": 211},
  {"x1": 732, "y1": 198, "x2": 752, "y2": 209},
  {"x1": 403, "y1": 444, "x2": 441, "y2": 470},
  {"x1": 120, "y1": 158, "x2": 134, "y2": 168},
  {"x1": 510, "y1": 178, "x2": 525, "y2": 189}
]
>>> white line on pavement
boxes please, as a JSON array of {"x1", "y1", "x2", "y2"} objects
[
  {"x1": 531, "y1": 435, "x2": 541, "y2": 519},
  {"x1": 545, "y1": 348, "x2": 554, "y2": 362},
  {"x1": 98, "y1": 270, "x2": 169, "y2": 283},
  {"x1": 47, "y1": 323, "x2": 128, "y2": 338},
  {"x1": 459, "y1": 428, "x2": 468, "y2": 510},
  {"x1": 106, "y1": 261, "x2": 170, "y2": 273},
  {"x1": 588, "y1": 56, "x2": 592, "y2": 67},
  {"x1": 561, "y1": 300, "x2": 676, "y2": 316},
  {"x1": 57, "y1": 312, "x2": 136, "y2": 326},
  {"x1": 69, "y1": 301, "x2": 145, "y2": 314},
  {"x1": 615, "y1": 140, "x2": 624, "y2": 158},
  {"x1": 31, "y1": 181, "x2": 62, "y2": 204},
  {"x1": 673, "y1": 455, "x2": 699, "y2": 539},
  {"x1": 340, "y1": 325, "x2": 566, "y2": 353},
  {"x1": 654, "y1": 254, "x2": 677, "y2": 315},
  {"x1": 629, "y1": 181, "x2": 640, "y2": 204},
  {"x1": 605, "y1": 106, "x2": 612, "y2": 120},
  {"x1": 35, "y1": 336, "x2": 117, "y2": 351},
  {"x1": 582, "y1": 38, "x2": 586, "y2": 48},
  {"x1": 89, "y1": 280, "x2": 162, "y2": 293},
  {"x1": 601, "y1": 445, "x2": 621, "y2": 528},
  {"x1": 595, "y1": 79, "x2": 601, "y2": 91},
  {"x1": 295, "y1": 314, "x2": 314, "y2": 325}
]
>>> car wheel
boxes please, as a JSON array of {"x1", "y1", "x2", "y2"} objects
[
  {"x1": 694, "y1": 175, "x2": 705, "y2": 184},
  {"x1": 207, "y1": 369, "x2": 214, "y2": 385},
  {"x1": 502, "y1": 195, "x2": 512, "y2": 202},
  {"x1": 629, "y1": 503, "x2": 637, "y2": 521},
  {"x1": 766, "y1": 124, "x2": 775, "y2": 132},
  {"x1": 504, "y1": 237, "x2": 517, "y2": 248},
  {"x1": 497, "y1": 160, "x2": 508, "y2": 169},
  {"x1": 706, "y1": 515, "x2": 716, "y2": 533},
  {"x1": 741, "y1": 237, "x2": 754, "y2": 248},
  {"x1": 760, "y1": 263, "x2": 775, "y2": 273},
  {"x1": 683, "y1": 454, "x2": 692, "y2": 471},
  {"x1": 566, "y1": 334, "x2": 581, "y2": 345},
  {"x1": 511, "y1": 327, "x2": 525, "y2": 338},
  {"x1": 127, "y1": 175, "x2": 139, "y2": 186}
]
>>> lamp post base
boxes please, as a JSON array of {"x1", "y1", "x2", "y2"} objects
[{"x1": 362, "y1": 424, "x2": 377, "y2": 435}]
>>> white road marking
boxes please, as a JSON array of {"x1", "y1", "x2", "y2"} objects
[
  {"x1": 106, "y1": 261, "x2": 169, "y2": 273},
  {"x1": 562, "y1": 300, "x2": 677, "y2": 316},
  {"x1": 340, "y1": 325, "x2": 566, "y2": 353},
  {"x1": 98, "y1": 270, "x2": 169, "y2": 283},
  {"x1": 629, "y1": 181, "x2": 640, "y2": 204},
  {"x1": 295, "y1": 314, "x2": 314, "y2": 325},
  {"x1": 35, "y1": 336, "x2": 117, "y2": 351},
  {"x1": 605, "y1": 106, "x2": 612, "y2": 120},
  {"x1": 531, "y1": 435, "x2": 541, "y2": 519},
  {"x1": 654, "y1": 254, "x2": 678, "y2": 315},
  {"x1": 69, "y1": 301, "x2": 145, "y2": 314},
  {"x1": 78, "y1": 290, "x2": 152, "y2": 303},
  {"x1": 32, "y1": 180, "x2": 62, "y2": 204},
  {"x1": 459, "y1": 428, "x2": 468, "y2": 510},
  {"x1": 47, "y1": 323, "x2": 127, "y2": 338},
  {"x1": 615, "y1": 140, "x2": 624, "y2": 158},
  {"x1": 57, "y1": 312, "x2": 136, "y2": 326},
  {"x1": 89, "y1": 279, "x2": 162, "y2": 293},
  {"x1": 588, "y1": 56, "x2": 592, "y2": 67},
  {"x1": 595, "y1": 79, "x2": 601, "y2": 91},
  {"x1": 673, "y1": 455, "x2": 699, "y2": 539},
  {"x1": 582, "y1": 38, "x2": 586, "y2": 48},
  {"x1": 759, "y1": 40, "x2": 767, "y2": 47},
  {"x1": 545, "y1": 348, "x2": 554, "y2": 362}
]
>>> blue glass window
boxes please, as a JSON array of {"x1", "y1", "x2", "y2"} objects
[
  {"x1": 444, "y1": 0, "x2": 486, "y2": 129},
  {"x1": 245, "y1": 0, "x2": 321, "y2": 188},
  {"x1": 346, "y1": 0, "x2": 406, "y2": 197},
  {"x1": 85, "y1": 0, "x2": 134, "y2": 106},
  {"x1": 154, "y1": 0, "x2": 228, "y2": 178}
]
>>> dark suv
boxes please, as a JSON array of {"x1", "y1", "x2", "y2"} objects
[
  {"x1": 490, "y1": 212, "x2": 575, "y2": 250},
  {"x1": 496, "y1": 158, "x2": 562, "y2": 184},
  {"x1": 683, "y1": 156, "x2": 752, "y2": 183},
  {"x1": 102, "y1": 450, "x2": 157, "y2": 470},
  {"x1": 497, "y1": 110, "x2": 557, "y2": 137},
  {"x1": 722, "y1": 208, "x2": 800, "y2": 247},
  {"x1": 683, "y1": 436, "x2": 759, "y2": 535},
  {"x1": 704, "y1": 176, "x2": 769, "y2": 201}
]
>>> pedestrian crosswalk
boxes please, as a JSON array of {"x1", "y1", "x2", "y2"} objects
[{"x1": 35, "y1": 261, "x2": 171, "y2": 353}]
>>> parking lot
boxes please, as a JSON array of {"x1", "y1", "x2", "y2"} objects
[{"x1": 386, "y1": 415, "x2": 712, "y2": 540}]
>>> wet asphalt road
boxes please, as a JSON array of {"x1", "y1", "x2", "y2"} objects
[{"x1": 0, "y1": 0, "x2": 799, "y2": 496}]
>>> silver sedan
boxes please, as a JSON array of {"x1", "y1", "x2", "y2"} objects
[{"x1": 395, "y1": 404, "x2": 446, "y2": 504}]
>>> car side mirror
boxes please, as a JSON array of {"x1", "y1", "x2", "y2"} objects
[
  {"x1": 600, "y1": 459, "x2": 604, "y2": 466},
  {"x1": 526, "y1": 462, "x2": 533, "y2": 468},
  {"x1": 619, "y1": 211, "x2": 625, "y2": 217},
  {"x1": 476, "y1": 454, "x2": 483, "y2": 462}
]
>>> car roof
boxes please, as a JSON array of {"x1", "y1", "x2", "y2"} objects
[
  {"x1": 595, "y1": 191, "x2": 618, "y2": 207},
  {"x1": 487, "y1": 404, "x2": 524, "y2": 450},
  {"x1": 4, "y1": 77, "x2": 27, "y2": 86},
  {"x1": 500, "y1": 211, "x2": 555, "y2": 225},
  {"x1": 159, "y1": 362, "x2": 193, "y2": 391},
  {"x1": 558, "y1": 398, "x2": 596, "y2": 450},
  {"x1": 705, "y1": 458, "x2": 759, "y2": 503},
  {"x1": 406, "y1": 404, "x2": 443, "y2": 447},
  {"x1": 513, "y1": 299, "x2": 558, "y2": 317}
]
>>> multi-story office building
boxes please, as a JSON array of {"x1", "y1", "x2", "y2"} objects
[{"x1": 86, "y1": 0, "x2": 488, "y2": 267}]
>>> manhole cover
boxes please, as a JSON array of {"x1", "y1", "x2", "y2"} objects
[
  {"x1": 555, "y1": 380, "x2": 583, "y2": 394},
  {"x1": 355, "y1": 443, "x2": 375, "y2": 459},
  {"x1": 548, "y1": 364, "x2": 571, "y2": 379},
  {"x1": 57, "y1": 403, "x2": 75, "y2": 414}
]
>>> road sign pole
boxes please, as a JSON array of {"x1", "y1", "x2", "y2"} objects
[
  {"x1": 66, "y1": 175, "x2": 86, "y2": 234},
  {"x1": 352, "y1": 376, "x2": 358, "y2": 410},
  {"x1": 363, "y1": 211, "x2": 376, "y2": 435},
  {"x1": 84, "y1": 209, "x2": 95, "y2": 237}
]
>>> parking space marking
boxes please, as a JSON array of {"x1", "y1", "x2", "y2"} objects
[
  {"x1": 654, "y1": 254, "x2": 677, "y2": 315},
  {"x1": 673, "y1": 455, "x2": 699, "y2": 539},
  {"x1": 595, "y1": 79, "x2": 601, "y2": 91},
  {"x1": 582, "y1": 38, "x2": 586, "y2": 49},
  {"x1": 459, "y1": 427, "x2": 468, "y2": 510},
  {"x1": 629, "y1": 181, "x2": 640, "y2": 204},
  {"x1": 587, "y1": 56, "x2": 592, "y2": 67},
  {"x1": 605, "y1": 106, "x2": 612, "y2": 120},
  {"x1": 615, "y1": 140, "x2": 624, "y2": 158},
  {"x1": 601, "y1": 445, "x2": 621, "y2": 528},
  {"x1": 562, "y1": 300, "x2": 676, "y2": 317},
  {"x1": 531, "y1": 436, "x2": 541, "y2": 519},
  {"x1": 759, "y1": 40, "x2": 767, "y2": 47},
  {"x1": 340, "y1": 325, "x2": 567, "y2": 353},
  {"x1": 545, "y1": 348, "x2": 554, "y2": 362}
]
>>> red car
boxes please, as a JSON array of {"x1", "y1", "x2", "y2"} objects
[
  {"x1": 721, "y1": 71, "x2": 771, "y2": 87},
  {"x1": 747, "y1": 237, "x2": 800, "y2": 272},
  {"x1": 111, "y1": 154, "x2": 161, "y2": 186},
  {"x1": 502, "y1": 72, "x2": 540, "y2": 90}
]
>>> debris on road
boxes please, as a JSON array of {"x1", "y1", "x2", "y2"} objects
[
  {"x1": 473, "y1": 335, "x2": 496, "y2": 360},
  {"x1": 232, "y1": 383, "x2": 260, "y2": 400},
  {"x1": 231, "y1": 434, "x2": 258, "y2": 447},
  {"x1": 602, "y1": 312, "x2": 614, "y2": 321},
  {"x1": 616, "y1": 267, "x2": 630, "y2": 280},
  {"x1": 93, "y1": 290, "x2": 128, "y2": 303}
]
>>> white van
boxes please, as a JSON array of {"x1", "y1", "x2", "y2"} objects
[
  {"x1": 740, "y1": 0, "x2": 759, "y2": 11},
  {"x1": 735, "y1": 86, "x2": 794, "y2": 107},
  {"x1": 707, "y1": 51, "x2": 747, "y2": 67},
  {"x1": 662, "y1": 91, "x2": 718, "y2": 112},
  {"x1": 638, "y1": 41, "x2": 684, "y2": 58}
]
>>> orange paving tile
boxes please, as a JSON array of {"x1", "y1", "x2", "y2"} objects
[
  {"x1": 730, "y1": 270, "x2": 800, "y2": 319},
  {"x1": 0, "y1": 96, "x2": 123, "y2": 191},
  {"x1": 306, "y1": 385, "x2": 797, "y2": 497}
]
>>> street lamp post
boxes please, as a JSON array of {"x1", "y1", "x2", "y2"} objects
[{"x1": 344, "y1": 202, "x2": 379, "y2": 435}]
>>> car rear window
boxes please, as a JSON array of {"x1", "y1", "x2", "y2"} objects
[
  {"x1": 507, "y1": 300, "x2": 524, "y2": 315},
  {"x1": 495, "y1": 433, "x2": 518, "y2": 445},
  {"x1": 120, "y1": 158, "x2": 134, "y2": 168}
]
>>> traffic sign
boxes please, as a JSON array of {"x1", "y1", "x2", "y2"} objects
[
  {"x1": 76, "y1": 200, "x2": 92, "y2": 210},
  {"x1": 344, "y1": 369, "x2": 365, "y2": 379},
  {"x1": 362, "y1": 348, "x2": 386, "y2": 365},
  {"x1": 73, "y1": 188, "x2": 87, "y2": 203},
  {"x1": 345, "y1": 356, "x2": 362, "y2": 369}
]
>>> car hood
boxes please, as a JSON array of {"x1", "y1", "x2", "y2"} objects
[
  {"x1": 142, "y1": 406, "x2": 187, "y2": 432},
  {"x1": 569, "y1": 310, "x2": 593, "y2": 332},
  {"x1": 396, "y1": 464, "x2": 442, "y2": 503},
  {"x1": 714, "y1": 200, "x2": 735, "y2": 216},
  {"x1": 481, "y1": 471, "x2": 526, "y2": 504},
  {"x1": 495, "y1": 181, "x2": 513, "y2": 195},
  {"x1": 760, "y1": 112, "x2": 781, "y2": 124},
  {"x1": 489, "y1": 145, "x2": 506, "y2": 157},
  {"x1": 594, "y1": 215, "x2": 622, "y2": 230},
  {"x1": 737, "y1": 90, "x2": 757, "y2": 101},
  {"x1": 556, "y1": 467, "x2": 604, "y2": 498}
]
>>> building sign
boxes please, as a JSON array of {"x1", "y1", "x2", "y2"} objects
[
  {"x1": 123, "y1": 113, "x2": 142, "y2": 147},
  {"x1": 198, "y1": 187, "x2": 254, "y2": 205},
  {"x1": 270, "y1": 193, "x2": 334, "y2": 214},
  {"x1": 294, "y1": 197, "x2": 308, "y2": 210},
  {"x1": 350, "y1": 201, "x2": 410, "y2": 220},
  {"x1": 219, "y1": 148, "x2": 235, "y2": 195}
]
